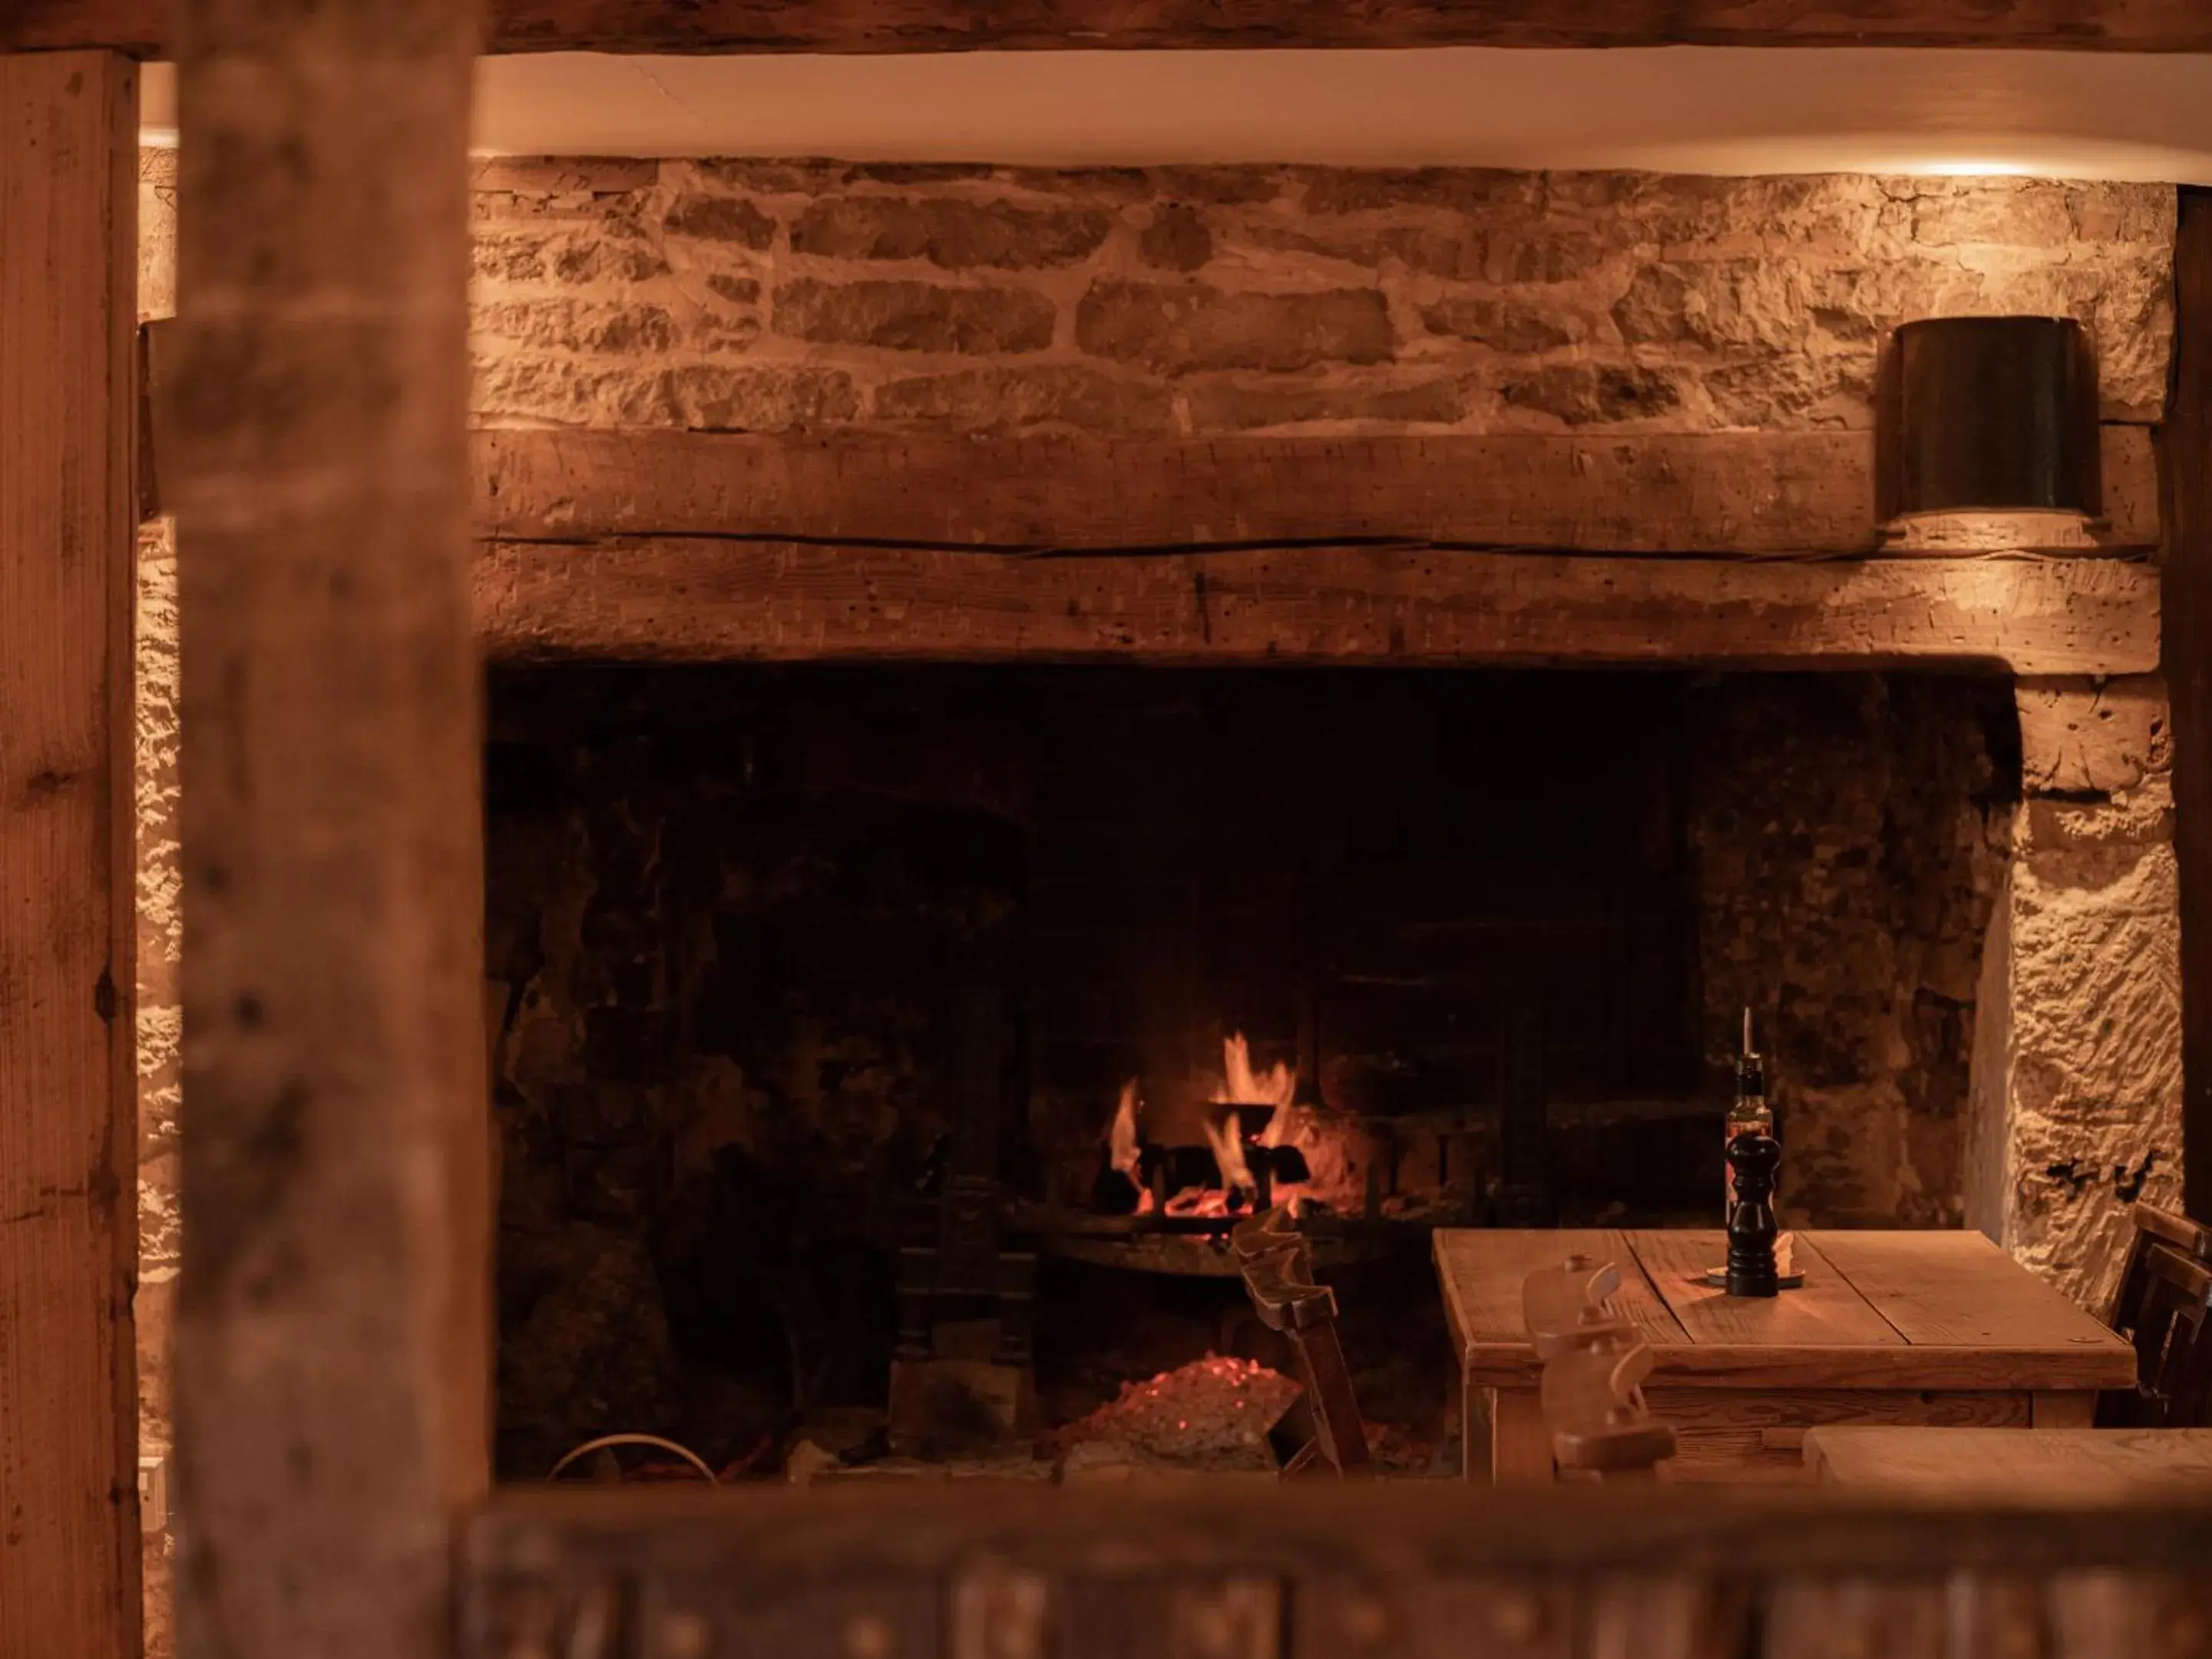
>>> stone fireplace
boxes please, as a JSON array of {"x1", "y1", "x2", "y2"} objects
[
  {"x1": 484, "y1": 658, "x2": 2030, "y2": 1476},
  {"x1": 134, "y1": 151, "x2": 2186, "y2": 1518}
]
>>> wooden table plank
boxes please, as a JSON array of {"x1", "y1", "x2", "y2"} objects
[
  {"x1": 1629, "y1": 1231, "x2": 1906, "y2": 1350},
  {"x1": 1805, "y1": 1428, "x2": 2212, "y2": 1493},
  {"x1": 1435, "y1": 1228, "x2": 1689, "y2": 1361},
  {"x1": 1593, "y1": 1347, "x2": 2115, "y2": 1390},
  {"x1": 1808, "y1": 1231, "x2": 2132, "y2": 1361},
  {"x1": 1434, "y1": 1228, "x2": 2135, "y2": 1390}
]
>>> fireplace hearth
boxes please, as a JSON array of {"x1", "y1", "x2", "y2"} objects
[{"x1": 484, "y1": 659, "x2": 2016, "y2": 1478}]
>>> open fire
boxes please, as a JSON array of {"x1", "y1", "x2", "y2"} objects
[{"x1": 1098, "y1": 1036, "x2": 1361, "y2": 1223}]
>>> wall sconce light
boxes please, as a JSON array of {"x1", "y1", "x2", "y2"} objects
[{"x1": 1880, "y1": 316, "x2": 2102, "y2": 550}]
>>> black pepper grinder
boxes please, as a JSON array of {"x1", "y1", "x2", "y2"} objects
[{"x1": 1724, "y1": 1131, "x2": 1782, "y2": 1298}]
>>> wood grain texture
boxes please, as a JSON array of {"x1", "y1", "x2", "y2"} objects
[
  {"x1": 1763, "y1": 1580, "x2": 1950, "y2": 1659},
  {"x1": 0, "y1": 49, "x2": 142, "y2": 1659},
  {"x1": 2169, "y1": 190, "x2": 2212, "y2": 1227},
  {"x1": 2131, "y1": 1200, "x2": 2212, "y2": 1259},
  {"x1": 2032, "y1": 1390, "x2": 2100, "y2": 1428},
  {"x1": 455, "y1": 1491, "x2": 2212, "y2": 1659},
  {"x1": 1652, "y1": 1388, "x2": 2032, "y2": 1479},
  {"x1": 169, "y1": 3, "x2": 490, "y2": 1658},
  {"x1": 461, "y1": 1482, "x2": 2212, "y2": 1582},
  {"x1": 1436, "y1": 1229, "x2": 1689, "y2": 1363},
  {"x1": 1943, "y1": 1578, "x2": 2058, "y2": 1659},
  {"x1": 1810, "y1": 1231, "x2": 2132, "y2": 1360},
  {"x1": 16, "y1": 0, "x2": 2212, "y2": 53},
  {"x1": 1580, "y1": 1577, "x2": 1753, "y2": 1659},
  {"x1": 1488, "y1": 1388, "x2": 1559, "y2": 1485},
  {"x1": 1537, "y1": 1346, "x2": 2129, "y2": 1390},
  {"x1": 2048, "y1": 1572, "x2": 2212, "y2": 1658},
  {"x1": 1632, "y1": 1233, "x2": 1907, "y2": 1350},
  {"x1": 463, "y1": 1532, "x2": 2212, "y2": 1659},
  {"x1": 1805, "y1": 1426, "x2": 2212, "y2": 1492},
  {"x1": 1402, "y1": 1575, "x2": 1574, "y2": 1657},
  {"x1": 469, "y1": 427, "x2": 2162, "y2": 557},
  {"x1": 1441, "y1": 1231, "x2": 2141, "y2": 1389},
  {"x1": 473, "y1": 540, "x2": 2161, "y2": 676}
]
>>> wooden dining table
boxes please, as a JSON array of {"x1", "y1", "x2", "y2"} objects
[{"x1": 1433, "y1": 1228, "x2": 2137, "y2": 1482}]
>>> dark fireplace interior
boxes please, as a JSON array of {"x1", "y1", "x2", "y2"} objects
[{"x1": 485, "y1": 662, "x2": 2019, "y2": 1481}]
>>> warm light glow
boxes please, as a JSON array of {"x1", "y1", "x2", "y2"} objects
[
  {"x1": 1102, "y1": 1033, "x2": 1361, "y2": 1220},
  {"x1": 1896, "y1": 157, "x2": 2038, "y2": 178},
  {"x1": 1107, "y1": 1079, "x2": 1155, "y2": 1215},
  {"x1": 1222, "y1": 1033, "x2": 1296, "y2": 1116},
  {"x1": 138, "y1": 53, "x2": 2212, "y2": 184},
  {"x1": 1166, "y1": 1035, "x2": 1290, "y2": 1217},
  {"x1": 1203, "y1": 1115, "x2": 1258, "y2": 1199}
]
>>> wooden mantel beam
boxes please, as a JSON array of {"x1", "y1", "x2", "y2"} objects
[
  {"x1": 474, "y1": 539, "x2": 2160, "y2": 676},
  {"x1": 12, "y1": 0, "x2": 2212, "y2": 55},
  {"x1": 473, "y1": 428, "x2": 2163, "y2": 560}
]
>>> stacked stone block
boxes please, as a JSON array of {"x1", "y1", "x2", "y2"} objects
[{"x1": 468, "y1": 160, "x2": 2172, "y2": 438}]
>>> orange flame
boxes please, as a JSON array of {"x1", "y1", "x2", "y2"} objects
[
  {"x1": 1205, "y1": 1114, "x2": 1257, "y2": 1197},
  {"x1": 1109, "y1": 1079, "x2": 1142, "y2": 1178},
  {"x1": 1220, "y1": 1033, "x2": 1295, "y2": 1116},
  {"x1": 1102, "y1": 1032, "x2": 1360, "y2": 1221},
  {"x1": 1107, "y1": 1079, "x2": 1155, "y2": 1215}
]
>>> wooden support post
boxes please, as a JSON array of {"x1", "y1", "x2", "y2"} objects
[
  {"x1": 2168, "y1": 188, "x2": 2212, "y2": 1224},
  {"x1": 0, "y1": 48, "x2": 143, "y2": 1659},
  {"x1": 170, "y1": 3, "x2": 488, "y2": 1657}
]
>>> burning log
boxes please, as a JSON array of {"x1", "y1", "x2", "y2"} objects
[{"x1": 1092, "y1": 1033, "x2": 1351, "y2": 1228}]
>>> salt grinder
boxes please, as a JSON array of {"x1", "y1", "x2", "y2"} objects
[{"x1": 1724, "y1": 1131, "x2": 1783, "y2": 1298}]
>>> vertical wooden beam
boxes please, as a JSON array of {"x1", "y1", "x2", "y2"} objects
[
  {"x1": 2167, "y1": 188, "x2": 2212, "y2": 1224},
  {"x1": 0, "y1": 48, "x2": 143, "y2": 1659},
  {"x1": 170, "y1": 2, "x2": 488, "y2": 1657}
]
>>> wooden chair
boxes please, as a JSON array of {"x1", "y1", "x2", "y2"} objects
[
  {"x1": 1523, "y1": 1257, "x2": 1677, "y2": 1481},
  {"x1": 2100, "y1": 1202, "x2": 2212, "y2": 1429},
  {"x1": 1230, "y1": 1208, "x2": 1373, "y2": 1478},
  {"x1": 1523, "y1": 1251, "x2": 1625, "y2": 1360}
]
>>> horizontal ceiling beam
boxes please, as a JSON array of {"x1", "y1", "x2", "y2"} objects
[
  {"x1": 14, "y1": 1, "x2": 2212, "y2": 56},
  {"x1": 473, "y1": 539, "x2": 2161, "y2": 676},
  {"x1": 471, "y1": 428, "x2": 2161, "y2": 559}
]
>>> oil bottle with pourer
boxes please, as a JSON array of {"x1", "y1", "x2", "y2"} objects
[{"x1": 1724, "y1": 1007, "x2": 1771, "y2": 1208}]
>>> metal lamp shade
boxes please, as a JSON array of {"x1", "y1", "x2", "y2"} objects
[{"x1": 1886, "y1": 316, "x2": 2100, "y2": 517}]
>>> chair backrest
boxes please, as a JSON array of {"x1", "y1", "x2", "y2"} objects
[
  {"x1": 1230, "y1": 1208, "x2": 1372, "y2": 1478},
  {"x1": 1523, "y1": 1256, "x2": 1676, "y2": 1480},
  {"x1": 1523, "y1": 1253, "x2": 1624, "y2": 1360},
  {"x1": 2101, "y1": 1204, "x2": 2212, "y2": 1429},
  {"x1": 1540, "y1": 1336, "x2": 1677, "y2": 1477}
]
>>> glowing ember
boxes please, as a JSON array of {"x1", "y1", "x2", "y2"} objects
[
  {"x1": 1164, "y1": 1124, "x2": 1245, "y2": 1218},
  {"x1": 1052, "y1": 1355, "x2": 1301, "y2": 1464}
]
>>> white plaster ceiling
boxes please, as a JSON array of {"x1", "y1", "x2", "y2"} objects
[{"x1": 139, "y1": 48, "x2": 2212, "y2": 183}]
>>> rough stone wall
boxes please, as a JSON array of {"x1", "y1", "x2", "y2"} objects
[
  {"x1": 1967, "y1": 676, "x2": 2184, "y2": 1310},
  {"x1": 1691, "y1": 675, "x2": 2018, "y2": 1229},
  {"x1": 484, "y1": 669, "x2": 1017, "y2": 1476},
  {"x1": 134, "y1": 143, "x2": 180, "y2": 1659},
  {"x1": 468, "y1": 160, "x2": 2172, "y2": 435}
]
